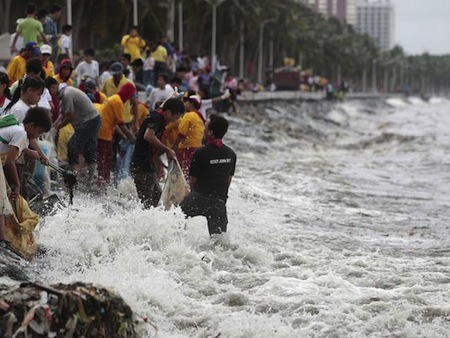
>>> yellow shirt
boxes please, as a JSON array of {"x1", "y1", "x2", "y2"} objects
[
  {"x1": 177, "y1": 111, "x2": 205, "y2": 149},
  {"x1": 136, "y1": 103, "x2": 149, "y2": 127},
  {"x1": 121, "y1": 35, "x2": 146, "y2": 61},
  {"x1": 163, "y1": 120, "x2": 180, "y2": 148},
  {"x1": 6, "y1": 55, "x2": 27, "y2": 85},
  {"x1": 43, "y1": 60, "x2": 55, "y2": 78},
  {"x1": 56, "y1": 124, "x2": 74, "y2": 162},
  {"x1": 151, "y1": 45, "x2": 167, "y2": 63},
  {"x1": 101, "y1": 76, "x2": 134, "y2": 123},
  {"x1": 95, "y1": 95, "x2": 125, "y2": 141},
  {"x1": 54, "y1": 74, "x2": 74, "y2": 87}
]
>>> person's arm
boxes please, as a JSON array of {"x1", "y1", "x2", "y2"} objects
[
  {"x1": 28, "y1": 138, "x2": 49, "y2": 164},
  {"x1": 121, "y1": 35, "x2": 129, "y2": 48},
  {"x1": 54, "y1": 111, "x2": 74, "y2": 130},
  {"x1": 40, "y1": 32, "x2": 50, "y2": 45},
  {"x1": 129, "y1": 95, "x2": 139, "y2": 134},
  {"x1": 144, "y1": 128, "x2": 176, "y2": 160},
  {"x1": 4, "y1": 146, "x2": 20, "y2": 199},
  {"x1": 227, "y1": 176, "x2": 233, "y2": 187},
  {"x1": 118, "y1": 123, "x2": 136, "y2": 143}
]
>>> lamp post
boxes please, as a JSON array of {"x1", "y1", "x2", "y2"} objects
[
  {"x1": 178, "y1": 1, "x2": 183, "y2": 50},
  {"x1": 239, "y1": 22, "x2": 244, "y2": 79},
  {"x1": 258, "y1": 19, "x2": 275, "y2": 84},
  {"x1": 67, "y1": 0, "x2": 72, "y2": 24},
  {"x1": 210, "y1": 0, "x2": 227, "y2": 71},
  {"x1": 133, "y1": 0, "x2": 138, "y2": 26}
]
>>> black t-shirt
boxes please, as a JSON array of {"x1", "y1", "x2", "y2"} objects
[
  {"x1": 189, "y1": 144, "x2": 237, "y2": 200},
  {"x1": 132, "y1": 111, "x2": 165, "y2": 170}
]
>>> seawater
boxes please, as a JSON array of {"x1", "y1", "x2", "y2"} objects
[{"x1": 31, "y1": 97, "x2": 450, "y2": 337}]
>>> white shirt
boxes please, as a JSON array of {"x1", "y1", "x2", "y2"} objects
[
  {"x1": 144, "y1": 56, "x2": 155, "y2": 71},
  {"x1": 59, "y1": 34, "x2": 71, "y2": 53},
  {"x1": 75, "y1": 60, "x2": 99, "y2": 83},
  {"x1": 9, "y1": 99, "x2": 33, "y2": 123},
  {"x1": 38, "y1": 88, "x2": 52, "y2": 111},
  {"x1": 0, "y1": 98, "x2": 11, "y2": 116},
  {"x1": 0, "y1": 124, "x2": 28, "y2": 162},
  {"x1": 99, "y1": 71, "x2": 111, "y2": 86},
  {"x1": 9, "y1": 33, "x2": 23, "y2": 56},
  {"x1": 147, "y1": 86, "x2": 174, "y2": 110},
  {"x1": 199, "y1": 99, "x2": 213, "y2": 119}
]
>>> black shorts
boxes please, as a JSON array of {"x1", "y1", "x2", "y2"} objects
[{"x1": 180, "y1": 191, "x2": 228, "y2": 236}]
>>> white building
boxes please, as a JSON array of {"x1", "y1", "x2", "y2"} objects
[
  {"x1": 302, "y1": 0, "x2": 357, "y2": 26},
  {"x1": 355, "y1": 0, "x2": 395, "y2": 50}
]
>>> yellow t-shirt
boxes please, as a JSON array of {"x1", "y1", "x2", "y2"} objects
[
  {"x1": 6, "y1": 55, "x2": 27, "y2": 85},
  {"x1": 54, "y1": 74, "x2": 74, "y2": 87},
  {"x1": 56, "y1": 124, "x2": 74, "y2": 162},
  {"x1": 136, "y1": 103, "x2": 149, "y2": 128},
  {"x1": 101, "y1": 76, "x2": 134, "y2": 124},
  {"x1": 163, "y1": 120, "x2": 180, "y2": 148},
  {"x1": 43, "y1": 60, "x2": 55, "y2": 78},
  {"x1": 177, "y1": 111, "x2": 205, "y2": 149},
  {"x1": 151, "y1": 45, "x2": 167, "y2": 63},
  {"x1": 121, "y1": 35, "x2": 146, "y2": 62},
  {"x1": 96, "y1": 95, "x2": 125, "y2": 141}
]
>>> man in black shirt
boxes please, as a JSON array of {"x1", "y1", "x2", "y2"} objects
[
  {"x1": 131, "y1": 98, "x2": 185, "y2": 208},
  {"x1": 180, "y1": 114, "x2": 237, "y2": 236}
]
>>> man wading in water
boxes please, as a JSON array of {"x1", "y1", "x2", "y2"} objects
[{"x1": 180, "y1": 114, "x2": 236, "y2": 236}]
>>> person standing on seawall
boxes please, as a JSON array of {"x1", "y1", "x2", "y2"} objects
[{"x1": 180, "y1": 114, "x2": 236, "y2": 236}]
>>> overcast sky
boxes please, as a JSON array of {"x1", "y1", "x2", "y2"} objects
[{"x1": 393, "y1": 0, "x2": 450, "y2": 55}]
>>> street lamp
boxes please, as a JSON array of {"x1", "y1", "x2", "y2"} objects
[
  {"x1": 211, "y1": 0, "x2": 227, "y2": 71},
  {"x1": 133, "y1": 0, "x2": 138, "y2": 26},
  {"x1": 258, "y1": 19, "x2": 275, "y2": 84}
]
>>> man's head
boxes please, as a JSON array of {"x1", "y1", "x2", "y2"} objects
[
  {"x1": 23, "y1": 42, "x2": 40, "y2": 59},
  {"x1": 62, "y1": 24, "x2": 72, "y2": 35},
  {"x1": 45, "y1": 77, "x2": 59, "y2": 96},
  {"x1": 130, "y1": 25, "x2": 139, "y2": 37},
  {"x1": 110, "y1": 62, "x2": 124, "y2": 81},
  {"x1": 40, "y1": 44, "x2": 52, "y2": 61},
  {"x1": 117, "y1": 82, "x2": 137, "y2": 103},
  {"x1": 23, "y1": 107, "x2": 51, "y2": 139},
  {"x1": 49, "y1": 4, "x2": 62, "y2": 19},
  {"x1": 120, "y1": 53, "x2": 131, "y2": 68},
  {"x1": 26, "y1": 2, "x2": 37, "y2": 15},
  {"x1": 206, "y1": 114, "x2": 229, "y2": 140},
  {"x1": 160, "y1": 98, "x2": 185, "y2": 124},
  {"x1": 131, "y1": 58, "x2": 143, "y2": 73},
  {"x1": 26, "y1": 57, "x2": 43, "y2": 76},
  {"x1": 157, "y1": 74, "x2": 169, "y2": 89},
  {"x1": 170, "y1": 76, "x2": 182, "y2": 90},
  {"x1": 184, "y1": 95, "x2": 201, "y2": 111},
  {"x1": 58, "y1": 59, "x2": 73, "y2": 78},
  {"x1": 84, "y1": 48, "x2": 95, "y2": 63}
]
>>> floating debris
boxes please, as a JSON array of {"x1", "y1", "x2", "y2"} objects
[{"x1": 0, "y1": 282, "x2": 155, "y2": 337}]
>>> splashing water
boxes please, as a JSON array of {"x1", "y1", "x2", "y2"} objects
[{"x1": 24, "y1": 97, "x2": 450, "y2": 337}]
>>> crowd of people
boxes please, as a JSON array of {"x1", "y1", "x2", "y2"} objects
[{"x1": 0, "y1": 2, "x2": 238, "y2": 256}]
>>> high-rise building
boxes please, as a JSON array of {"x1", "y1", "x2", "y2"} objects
[
  {"x1": 355, "y1": 0, "x2": 395, "y2": 50},
  {"x1": 301, "y1": 0, "x2": 357, "y2": 26}
]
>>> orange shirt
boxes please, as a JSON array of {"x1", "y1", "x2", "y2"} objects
[
  {"x1": 177, "y1": 111, "x2": 205, "y2": 149},
  {"x1": 96, "y1": 95, "x2": 125, "y2": 141}
]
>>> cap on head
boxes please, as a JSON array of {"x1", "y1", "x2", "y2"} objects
[
  {"x1": 110, "y1": 62, "x2": 124, "y2": 75},
  {"x1": 188, "y1": 95, "x2": 202, "y2": 109},
  {"x1": 16, "y1": 18, "x2": 24, "y2": 25},
  {"x1": 25, "y1": 42, "x2": 40, "y2": 56},
  {"x1": 40, "y1": 44, "x2": 52, "y2": 55},
  {"x1": 84, "y1": 80, "x2": 96, "y2": 90}
]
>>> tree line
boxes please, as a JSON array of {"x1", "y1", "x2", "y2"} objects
[{"x1": 3, "y1": 0, "x2": 450, "y2": 94}]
